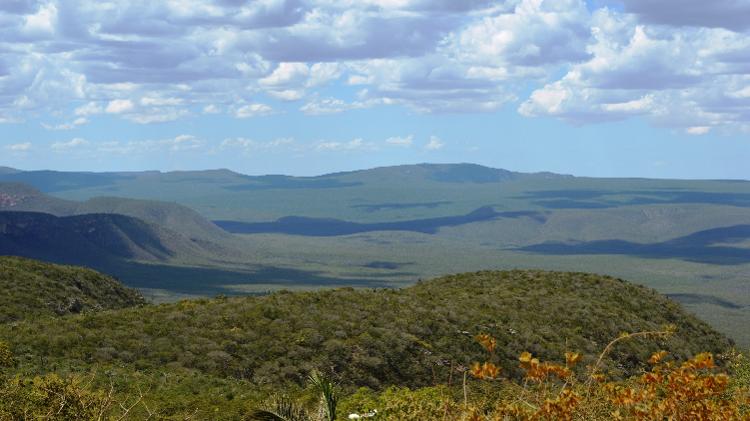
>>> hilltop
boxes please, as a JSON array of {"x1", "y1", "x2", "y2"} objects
[
  {"x1": 0, "y1": 262, "x2": 736, "y2": 418},
  {"x1": 0, "y1": 256, "x2": 144, "y2": 323},
  {"x1": 3, "y1": 270, "x2": 730, "y2": 387}
]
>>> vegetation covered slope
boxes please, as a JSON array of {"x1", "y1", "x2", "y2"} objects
[
  {"x1": 0, "y1": 256, "x2": 144, "y2": 323},
  {"x1": 0, "y1": 211, "x2": 181, "y2": 264},
  {"x1": 3, "y1": 270, "x2": 731, "y2": 392},
  {"x1": 0, "y1": 182, "x2": 229, "y2": 244}
]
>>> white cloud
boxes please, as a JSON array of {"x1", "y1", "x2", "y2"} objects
[
  {"x1": 0, "y1": 0, "x2": 749, "y2": 133},
  {"x1": 260, "y1": 62, "x2": 309, "y2": 86},
  {"x1": 686, "y1": 126, "x2": 711, "y2": 135},
  {"x1": 41, "y1": 117, "x2": 88, "y2": 130},
  {"x1": 75, "y1": 102, "x2": 104, "y2": 116},
  {"x1": 235, "y1": 103, "x2": 273, "y2": 118},
  {"x1": 445, "y1": 0, "x2": 590, "y2": 70},
  {"x1": 385, "y1": 135, "x2": 413, "y2": 146},
  {"x1": 140, "y1": 96, "x2": 184, "y2": 106},
  {"x1": 424, "y1": 135, "x2": 444, "y2": 150},
  {"x1": 51, "y1": 138, "x2": 88, "y2": 151},
  {"x1": 601, "y1": 96, "x2": 653, "y2": 113},
  {"x1": 165, "y1": 134, "x2": 202, "y2": 151},
  {"x1": 220, "y1": 137, "x2": 295, "y2": 153},
  {"x1": 22, "y1": 2, "x2": 57, "y2": 35},
  {"x1": 127, "y1": 109, "x2": 189, "y2": 124},
  {"x1": 315, "y1": 138, "x2": 375, "y2": 151},
  {"x1": 518, "y1": 9, "x2": 750, "y2": 130},
  {"x1": 95, "y1": 135, "x2": 204, "y2": 154},
  {"x1": 300, "y1": 97, "x2": 380, "y2": 115},
  {"x1": 105, "y1": 99, "x2": 135, "y2": 114},
  {"x1": 268, "y1": 89, "x2": 306, "y2": 101},
  {"x1": 5, "y1": 142, "x2": 32, "y2": 151}
]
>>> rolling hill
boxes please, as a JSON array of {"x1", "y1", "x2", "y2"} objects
[
  {"x1": 0, "y1": 182, "x2": 229, "y2": 244},
  {"x1": 0, "y1": 266, "x2": 732, "y2": 418},
  {"x1": 0, "y1": 256, "x2": 144, "y2": 323},
  {"x1": 0, "y1": 210, "x2": 246, "y2": 291},
  {"x1": 0, "y1": 211, "x2": 179, "y2": 263}
]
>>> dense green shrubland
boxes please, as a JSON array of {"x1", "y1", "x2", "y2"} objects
[
  {"x1": 0, "y1": 259, "x2": 738, "y2": 418},
  {"x1": 0, "y1": 256, "x2": 145, "y2": 323}
]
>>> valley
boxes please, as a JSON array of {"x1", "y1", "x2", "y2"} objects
[{"x1": 1, "y1": 163, "x2": 749, "y2": 346}]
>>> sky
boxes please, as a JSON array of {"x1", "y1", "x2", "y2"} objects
[{"x1": 1, "y1": 0, "x2": 749, "y2": 179}]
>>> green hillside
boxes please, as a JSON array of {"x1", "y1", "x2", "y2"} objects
[
  {"x1": 3, "y1": 270, "x2": 730, "y2": 388},
  {"x1": 0, "y1": 267, "x2": 734, "y2": 418},
  {"x1": 0, "y1": 256, "x2": 144, "y2": 323}
]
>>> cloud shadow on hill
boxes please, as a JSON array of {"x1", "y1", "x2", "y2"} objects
[
  {"x1": 520, "y1": 189, "x2": 750, "y2": 209},
  {"x1": 107, "y1": 261, "x2": 398, "y2": 296},
  {"x1": 213, "y1": 207, "x2": 546, "y2": 236},
  {"x1": 517, "y1": 224, "x2": 750, "y2": 265}
]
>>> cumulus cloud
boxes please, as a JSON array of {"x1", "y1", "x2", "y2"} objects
[
  {"x1": 106, "y1": 99, "x2": 135, "y2": 114},
  {"x1": 424, "y1": 135, "x2": 445, "y2": 150},
  {"x1": 445, "y1": 0, "x2": 591, "y2": 69},
  {"x1": 686, "y1": 126, "x2": 711, "y2": 135},
  {"x1": 0, "y1": 0, "x2": 749, "y2": 133},
  {"x1": 165, "y1": 134, "x2": 202, "y2": 151},
  {"x1": 74, "y1": 102, "x2": 104, "y2": 116},
  {"x1": 235, "y1": 103, "x2": 274, "y2": 118},
  {"x1": 88, "y1": 135, "x2": 204, "y2": 155},
  {"x1": 51, "y1": 138, "x2": 88, "y2": 151},
  {"x1": 203, "y1": 104, "x2": 221, "y2": 114},
  {"x1": 315, "y1": 138, "x2": 376, "y2": 152},
  {"x1": 300, "y1": 97, "x2": 377, "y2": 115},
  {"x1": 385, "y1": 135, "x2": 413, "y2": 146},
  {"x1": 519, "y1": 9, "x2": 750, "y2": 131},
  {"x1": 220, "y1": 137, "x2": 295, "y2": 153},
  {"x1": 41, "y1": 117, "x2": 88, "y2": 130}
]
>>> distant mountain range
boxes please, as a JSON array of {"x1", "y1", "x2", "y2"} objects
[{"x1": 0, "y1": 163, "x2": 570, "y2": 193}]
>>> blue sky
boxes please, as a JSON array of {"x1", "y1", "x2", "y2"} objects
[{"x1": 1, "y1": 0, "x2": 749, "y2": 179}]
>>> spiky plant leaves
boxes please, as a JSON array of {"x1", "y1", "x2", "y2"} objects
[
  {"x1": 308, "y1": 371, "x2": 338, "y2": 421},
  {"x1": 247, "y1": 394, "x2": 310, "y2": 421}
]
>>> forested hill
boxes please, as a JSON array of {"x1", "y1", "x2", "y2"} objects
[
  {"x1": 2, "y1": 269, "x2": 731, "y2": 391},
  {"x1": 0, "y1": 256, "x2": 144, "y2": 323}
]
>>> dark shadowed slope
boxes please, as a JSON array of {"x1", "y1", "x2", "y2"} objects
[
  {"x1": 0, "y1": 211, "x2": 176, "y2": 265},
  {"x1": 0, "y1": 256, "x2": 144, "y2": 322},
  {"x1": 521, "y1": 188, "x2": 750, "y2": 209},
  {"x1": 0, "y1": 182, "x2": 230, "y2": 244},
  {"x1": 518, "y1": 224, "x2": 750, "y2": 265}
]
